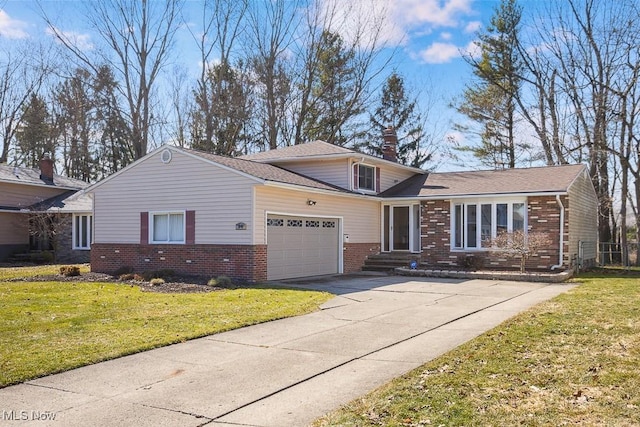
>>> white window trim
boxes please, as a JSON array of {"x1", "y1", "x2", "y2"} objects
[
  {"x1": 353, "y1": 162, "x2": 377, "y2": 193},
  {"x1": 149, "y1": 210, "x2": 186, "y2": 244},
  {"x1": 450, "y1": 198, "x2": 527, "y2": 252},
  {"x1": 72, "y1": 213, "x2": 92, "y2": 250}
]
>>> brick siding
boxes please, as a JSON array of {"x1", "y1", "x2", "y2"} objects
[
  {"x1": 91, "y1": 243, "x2": 267, "y2": 282},
  {"x1": 344, "y1": 242, "x2": 380, "y2": 273},
  {"x1": 55, "y1": 214, "x2": 91, "y2": 264},
  {"x1": 419, "y1": 196, "x2": 569, "y2": 271}
]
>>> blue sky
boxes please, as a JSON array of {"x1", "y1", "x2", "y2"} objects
[{"x1": 0, "y1": 0, "x2": 514, "y2": 170}]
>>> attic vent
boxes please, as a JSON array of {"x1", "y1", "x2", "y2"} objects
[{"x1": 160, "y1": 149, "x2": 172, "y2": 164}]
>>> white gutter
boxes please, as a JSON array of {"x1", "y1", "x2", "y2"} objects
[{"x1": 551, "y1": 194, "x2": 565, "y2": 270}]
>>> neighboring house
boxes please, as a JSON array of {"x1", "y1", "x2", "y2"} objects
[
  {"x1": 0, "y1": 157, "x2": 92, "y2": 263},
  {"x1": 88, "y1": 130, "x2": 598, "y2": 281}
]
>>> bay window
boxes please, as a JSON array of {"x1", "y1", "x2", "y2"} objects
[{"x1": 452, "y1": 200, "x2": 527, "y2": 250}]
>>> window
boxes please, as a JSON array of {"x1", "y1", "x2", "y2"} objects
[
  {"x1": 452, "y1": 200, "x2": 526, "y2": 250},
  {"x1": 73, "y1": 214, "x2": 92, "y2": 250},
  {"x1": 358, "y1": 164, "x2": 375, "y2": 191},
  {"x1": 150, "y1": 212, "x2": 185, "y2": 244}
]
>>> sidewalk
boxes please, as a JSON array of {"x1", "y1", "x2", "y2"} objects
[{"x1": 0, "y1": 276, "x2": 575, "y2": 426}]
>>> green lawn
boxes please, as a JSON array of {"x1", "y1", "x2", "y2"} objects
[
  {"x1": 315, "y1": 271, "x2": 640, "y2": 426},
  {"x1": 0, "y1": 265, "x2": 332, "y2": 388}
]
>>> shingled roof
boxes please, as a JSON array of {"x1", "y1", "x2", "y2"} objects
[
  {"x1": 240, "y1": 140, "x2": 354, "y2": 161},
  {"x1": 182, "y1": 148, "x2": 348, "y2": 193},
  {"x1": 380, "y1": 164, "x2": 588, "y2": 198},
  {"x1": 0, "y1": 163, "x2": 88, "y2": 190}
]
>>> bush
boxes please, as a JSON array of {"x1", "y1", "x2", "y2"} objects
[
  {"x1": 59, "y1": 265, "x2": 81, "y2": 277},
  {"x1": 119, "y1": 273, "x2": 135, "y2": 281},
  {"x1": 457, "y1": 255, "x2": 485, "y2": 271},
  {"x1": 133, "y1": 274, "x2": 145, "y2": 282},
  {"x1": 208, "y1": 275, "x2": 233, "y2": 287},
  {"x1": 140, "y1": 269, "x2": 175, "y2": 281},
  {"x1": 114, "y1": 266, "x2": 133, "y2": 276},
  {"x1": 149, "y1": 278, "x2": 165, "y2": 286}
]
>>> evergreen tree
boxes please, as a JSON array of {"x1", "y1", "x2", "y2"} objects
[
  {"x1": 54, "y1": 68, "x2": 95, "y2": 182},
  {"x1": 93, "y1": 65, "x2": 132, "y2": 178},
  {"x1": 15, "y1": 93, "x2": 55, "y2": 168},
  {"x1": 364, "y1": 72, "x2": 431, "y2": 168},
  {"x1": 190, "y1": 61, "x2": 254, "y2": 156},
  {"x1": 303, "y1": 30, "x2": 363, "y2": 146},
  {"x1": 455, "y1": 0, "x2": 524, "y2": 168}
]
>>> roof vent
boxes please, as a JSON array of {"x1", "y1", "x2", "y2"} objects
[{"x1": 160, "y1": 149, "x2": 172, "y2": 164}]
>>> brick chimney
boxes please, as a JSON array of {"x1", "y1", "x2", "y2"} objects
[
  {"x1": 382, "y1": 126, "x2": 398, "y2": 162},
  {"x1": 39, "y1": 154, "x2": 54, "y2": 184}
]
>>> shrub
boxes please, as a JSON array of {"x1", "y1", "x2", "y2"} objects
[
  {"x1": 114, "y1": 266, "x2": 133, "y2": 276},
  {"x1": 59, "y1": 265, "x2": 81, "y2": 277},
  {"x1": 133, "y1": 274, "x2": 145, "y2": 282},
  {"x1": 149, "y1": 278, "x2": 165, "y2": 286},
  {"x1": 141, "y1": 271, "x2": 155, "y2": 281},
  {"x1": 208, "y1": 275, "x2": 233, "y2": 287},
  {"x1": 216, "y1": 275, "x2": 233, "y2": 287},
  {"x1": 119, "y1": 273, "x2": 135, "y2": 281},
  {"x1": 457, "y1": 254, "x2": 485, "y2": 271},
  {"x1": 41, "y1": 251, "x2": 54, "y2": 263},
  {"x1": 156, "y1": 269, "x2": 175, "y2": 279}
]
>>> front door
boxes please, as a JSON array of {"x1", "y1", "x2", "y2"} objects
[{"x1": 383, "y1": 204, "x2": 420, "y2": 252}]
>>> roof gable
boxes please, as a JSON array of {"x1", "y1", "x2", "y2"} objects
[
  {"x1": 380, "y1": 164, "x2": 589, "y2": 198},
  {"x1": 181, "y1": 148, "x2": 348, "y2": 193}
]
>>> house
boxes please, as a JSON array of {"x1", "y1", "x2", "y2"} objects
[
  {"x1": 0, "y1": 157, "x2": 92, "y2": 263},
  {"x1": 88, "y1": 131, "x2": 598, "y2": 281}
]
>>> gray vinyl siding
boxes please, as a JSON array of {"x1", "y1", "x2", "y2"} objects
[
  {"x1": 273, "y1": 159, "x2": 350, "y2": 189},
  {"x1": 270, "y1": 158, "x2": 417, "y2": 193},
  {"x1": 93, "y1": 149, "x2": 256, "y2": 245},
  {"x1": 0, "y1": 182, "x2": 67, "y2": 208},
  {"x1": 0, "y1": 212, "x2": 28, "y2": 244},
  {"x1": 567, "y1": 168, "x2": 598, "y2": 263}
]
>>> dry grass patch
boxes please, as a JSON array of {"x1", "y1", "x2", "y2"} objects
[{"x1": 315, "y1": 272, "x2": 640, "y2": 426}]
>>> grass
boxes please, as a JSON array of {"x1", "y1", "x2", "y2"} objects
[
  {"x1": 315, "y1": 271, "x2": 640, "y2": 426},
  {"x1": 0, "y1": 264, "x2": 91, "y2": 280},
  {"x1": 0, "y1": 265, "x2": 332, "y2": 388}
]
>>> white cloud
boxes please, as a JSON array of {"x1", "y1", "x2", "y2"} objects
[
  {"x1": 318, "y1": 0, "x2": 406, "y2": 48},
  {"x1": 395, "y1": 0, "x2": 473, "y2": 28},
  {"x1": 440, "y1": 32, "x2": 452, "y2": 40},
  {"x1": 46, "y1": 27, "x2": 94, "y2": 51},
  {"x1": 0, "y1": 10, "x2": 29, "y2": 39},
  {"x1": 464, "y1": 20, "x2": 481, "y2": 33},
  {"x1": 462, "y1": 40, "x2": 481, "y2": 59},
  {"x1": 417, "y1": 41, "x2": 461, "y2": 64},
  {"x1": 317, "y1": 0, "x2": 475, "y2": 48}
]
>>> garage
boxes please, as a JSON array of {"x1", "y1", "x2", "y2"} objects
[{"x1": 266, "y1": 214, "x2": 340, "y2": 280}]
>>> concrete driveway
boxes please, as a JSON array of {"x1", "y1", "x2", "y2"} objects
[{"x1": 0, "y1": 275, "x2": 575, "y2": 427}]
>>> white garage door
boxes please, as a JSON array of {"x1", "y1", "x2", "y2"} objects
[{"x1": 267, "y1": 215, "x2": 340, "y2": 280}]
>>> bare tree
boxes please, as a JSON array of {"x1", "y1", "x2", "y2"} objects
[
  {"x1": 0, "y1": 42, "x2": 51, "y2": 163},
  {"x1": 246, "y1": 0, "x2": 298, "y2": 150},
  {"x1": 43, "y1": 0, "x2": 182, "y2": 160},
  {"x1": 493, "y1": 230, "x2": 553, "y2": 273}
]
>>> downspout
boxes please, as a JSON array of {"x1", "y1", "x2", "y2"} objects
[{"x1": 551, "y1": 194, "x2": 565, "y2": 270}]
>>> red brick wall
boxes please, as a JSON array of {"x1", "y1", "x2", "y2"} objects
[
  {"x1": 344, "y1": 242, "x2": 380, "y2": 273},
  {"x1": 419, "y1": 196, "x2": 568, "y2": 271},
  {"x1": 91, "y1": 243, "x2": 267, "y2": 282}
]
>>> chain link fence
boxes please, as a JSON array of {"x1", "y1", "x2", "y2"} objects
[{"x1": 599, "y1": 242, "x2": 640, "y2": 267}]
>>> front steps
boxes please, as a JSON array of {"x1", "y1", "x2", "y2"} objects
[{"x1": 362, "y1": 252, "x2": 421, "y2": 272}]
